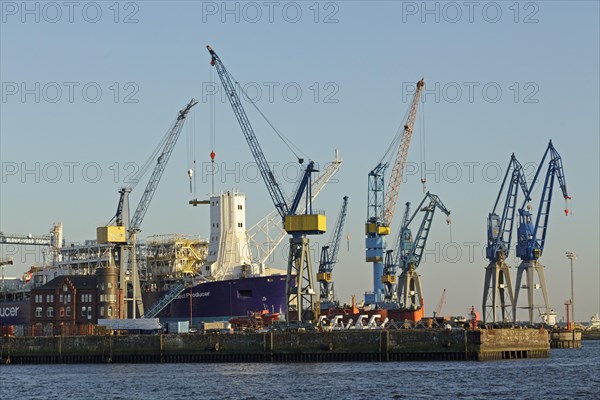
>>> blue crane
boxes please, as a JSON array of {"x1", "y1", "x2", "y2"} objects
[
  {"x1": 381, "y1": 201, "x2": 411, "y2": 304},
  {"x1": 482, "y1": 154, "x2": 530, "y2": 323},
  {"x1": 365, "y1": 79, "x2": 424, "y2": 305},
  {"x1": 317, "y1": 196, "x2": 349, "y2": 309},
  {"x1": 395, "y1": 192, "x2": 450, "y2": 312},
  {"x1": 513, "y1": 140, "x2": 570, "y2": 323},
  {"x1": 207, "y1": 45, "x2": 325, "y2": 323}
]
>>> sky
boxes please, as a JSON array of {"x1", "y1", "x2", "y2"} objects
[{"x1": 1, "y1": 0, "x2": 598, "y2": 322}]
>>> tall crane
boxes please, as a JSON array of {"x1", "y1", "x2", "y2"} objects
[
  {"x1": 396, "y1": 192, "x2": 450, "y2": 316},
  {"x1": 207, "y1": 45, "x2": 326, "y2": 324},
  {"x1": 482, "y1": 154, "x2": 530, "y2": 323},
  {"x1": 317, "y1": 196, "x2": 349, "y2": 310},
  {"x1": 513, "y1": 140, "x2": 570, "y2": 323},
  {"x1": 365, "y1": 79, "x2": 424, "y2": 305},
  {"x1": 101, "y1": 99, "x2": 198, "y2": 318}
]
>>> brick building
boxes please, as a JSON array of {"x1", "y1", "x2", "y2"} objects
[{"x1": 30, "y1": 275, "x2": 98, "y2": 326}]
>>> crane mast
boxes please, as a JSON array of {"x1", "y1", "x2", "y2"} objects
[
  {"x1": 207, "y1": 45, "x2": 326, "y2": 324},
  {"x1": 365, "y1": 79, "x2": 424, "y2": 305},
  {"x1": 513, "y1": 140, "x2": 570, "y2": 323},
  {"x1": 317, "y1": 196, "x2": 349, "y2": 309},
  {"x1": 396, "y1": 192, "x2": 450, "y2": 314},
  {"x1": 482, "y1": 154, "x2": 529, "y2": 323}
]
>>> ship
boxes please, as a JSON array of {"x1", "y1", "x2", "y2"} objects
[{"x1": 141, "y1": 190, "x2": 288, "y2": 323}]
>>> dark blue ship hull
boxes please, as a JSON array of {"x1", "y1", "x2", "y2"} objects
[{"x1": 142, "y1": 275, "x2": 287, "y2": 323}]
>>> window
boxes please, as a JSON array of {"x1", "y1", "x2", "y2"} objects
[
  {"x1": 87, "y1": 306, "x2": 93, "y2": 319},
  {"x1": 47, "y1": 307, "x2": 54, "y2": 317},
  {"x1": 59, "y1": 294, "x2": 64, "y2": 303},
  {"x1": 108, "y1": 306, "x2": 113, "y2": 317},
  {"x1": 46, "y1": 294, "x2": 53, "y2": 303},
  {"x1": 100, "y1": 306, "x2": 104, "y2": 316},
  {"x1": 35, "y1": 307, "x2": 42, "y2": 317},
  {"x1": 100, "y1": 283, "x2": 105, "y2": 291},
  {"x1": 107, "y1": 282, "x2": 113, "y2": 289},
  {"x1": 238, "y1": 223, "x2": 243, "y2": 228},
  {"x1": 62, "y1": 284, "x2": 68, "y2": 292},
  {"x1": 66, "y1": 294, "x2": 71, "y2": 303},
  {"x1": 59, "y1": 307, "x2": 64, "y2": 317},
  {"x1": 66, "y1": 306, "x2": 71, "y2": 317},
  {"x1": 81, "y1": 306, "x2": 86, "y2": 317},
  {"x1": 238, "y1": 205, "x2": 243, "y2": 210},
  {"x1": 81, "y1": 294, "x2": 85, "y2": 302},
  {"x1": 237, "y1": 290, "x2": 252, "y2": 299}
]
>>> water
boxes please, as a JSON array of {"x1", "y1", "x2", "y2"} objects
[{"x1": 1, "y1": 341, "x2": 599, "y2": 400}]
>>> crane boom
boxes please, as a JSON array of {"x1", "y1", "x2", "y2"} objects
[
  {"x1": 516, "y1": 140, "x2": 570, "y2": 261},
  {"x1": 129, "y1": 99, "x2": 197, "y2": 232},
  {"x1": 399, "y1": 192, "x2": 451, "y2": 272},
  {"x1": 486, "y1": 154, "x2": 530, "y2": 262},
  {"x1": 317, "y1": 196, "x2": 349, "y2": 307},
  {"x1": 207, "y1": 45, "x2": 289, "y2": 219},
  {"x1": 382, "y1": 79, "x2": 425, "y2": 226}
]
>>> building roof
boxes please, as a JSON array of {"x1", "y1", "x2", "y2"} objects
[{"x1": 35, "y1": 275, "x2": 97, "y2": 290}]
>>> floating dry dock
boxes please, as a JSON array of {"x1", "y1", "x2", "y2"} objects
[{"x1": 0, "y1": 328, "x2": 549, "y2": 364}]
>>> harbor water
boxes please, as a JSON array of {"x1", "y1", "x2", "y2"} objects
[{"x1": 1, "y1": 341, "x2": 598, "y2": 399}]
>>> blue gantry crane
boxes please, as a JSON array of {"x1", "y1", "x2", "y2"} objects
[
  {"x1": 317, "y1": 196, "x2": 349, "y2": 310},
  {"x1": 482, "y1": 154, "x2": 530, "y2": 323},
  {"x1": 394, "y1": 192, "x2": 450, "y2": 317},
  {"x1": 207, "y1": 45, "x2": 326, "y2": 323},
  {"x1": 513, "y1": 140, "x2": 570, "y2": 323},
  {"x1": 365, "y1": 79, "x2": 424, "y2": 305}
]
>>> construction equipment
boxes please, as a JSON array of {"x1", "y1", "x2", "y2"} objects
[
  {"x1": 396, "y1": 192, "x2": 450, "y2": 316},
  {"x1": 482, "y1": 154, "x2": 530, "y2": 323},
  {"x1": 365, "y1": 79, "x2": 424, "y2": 304},
  {"x1": 433, "y1": 288, "x2": 446, "y2": 318},
  {"x1": 513, "y1": 140, "x2": 570, "y2": 323},
  {"x1": 381, "y1": 202, "x2": 411, "y2": 304},
  {"x1": 317, "y1": 196, "x2": 349, "y2": 310},
  {"x1": 247, "y1": 152, "x2": 342, "y2": 267},
  {"x1": 101, "y1": 99, "x2": 198, "y2": 318},
  {"x1": 207, "y1": 45, "x2": 327, "y2": 324}
]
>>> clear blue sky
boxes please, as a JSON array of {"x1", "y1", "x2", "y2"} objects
[{"x1": 1, "y1": 1, "x2": 598, "y2": 321}]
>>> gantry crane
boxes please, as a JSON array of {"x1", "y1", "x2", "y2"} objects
[
  {"x1": 317, "y1": 196, "x2": 349, "y2": 310},
  {"x1": 365, "y1": 79, "x2": 424, "y2": 305},
  {"x1": 482, "y1": 154, "x2": 530, "y2": 323},
  {"x1": 395, "y1": 192, "x2": 450, "y2": 318},
  {"x1": 513, "y1": 140, "x2": 570, "y2": 323},
  {"x1": 207, "y1": 45, "x2": 327, "y2": 324},
  {"x1": 100, "y1": 99, "x2": 198, "y2": 318}
]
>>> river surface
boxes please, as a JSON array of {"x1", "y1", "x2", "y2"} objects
[{"x1": 1, "y1": 341, "x2": 598, "y2": 400}]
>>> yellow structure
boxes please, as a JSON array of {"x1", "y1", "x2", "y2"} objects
[
  {"x1": 284, "y1": 214, "x2": 326, "y2": 234},
  {"x1": 96, "y1": 226, "x2": 127, "y2": 244}
]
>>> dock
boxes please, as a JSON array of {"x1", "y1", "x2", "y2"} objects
[{"x1": 0, "y1": 328, "x2": 549, "y2": 364}]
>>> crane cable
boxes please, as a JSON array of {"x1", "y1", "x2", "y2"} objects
[
  {"x1": 209, "y1": 65, "x2": 216, "y2": 194},
  {"x1": 130, "y1": 119, "x2": 177, "y2": 189},
  {"x1": 377, "y1": 102, "x2": 411, "y2": 166},
  {"x1": 419, "y1": 97, "x2": 427, "y2": 192},
  {"x1": 227, "y1": 68, "x2": 310, "y2": 164}
]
